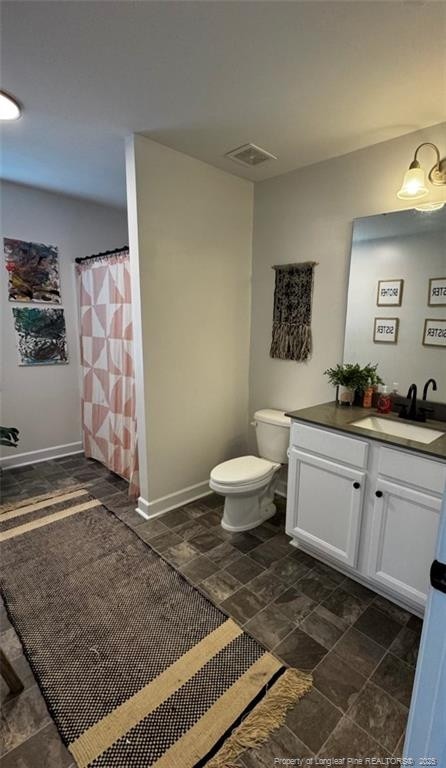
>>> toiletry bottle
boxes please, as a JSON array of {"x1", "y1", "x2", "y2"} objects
[
  {"x1": 362, "y1": 378, "x2": 374, "y2": 408},
  {"x1": 377, "y1": 385, "x2": 392, "y2": 414}
]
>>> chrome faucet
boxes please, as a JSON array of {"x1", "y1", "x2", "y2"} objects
[{"x1": 422, "y1": 378, "x2": 437, "y2": 400}]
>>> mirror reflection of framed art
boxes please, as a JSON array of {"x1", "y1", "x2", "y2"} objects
[
  {"x1": 428, "y1": 277, "x2": 446, "y2": 307},
  {"x1": 423, "y1": 318, "x2": 446, "y2": 348},
  {"x1": 376, "y1": 279, "x2": 403, "y2": 306},
  {"x1": 344, "y1": 206, "x2": 445, "y2": 399},
  {"x1": 373, "y1": 317, "x2": 399, "y2": 344}
]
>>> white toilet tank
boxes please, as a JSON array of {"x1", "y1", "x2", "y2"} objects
[{"x1": 254, "y1": 409, "x2": 291, "y2": 464}]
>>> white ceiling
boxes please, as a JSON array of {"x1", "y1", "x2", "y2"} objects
[{"x1": 1, "y1": 1, "x2": 445, "y2": 208}]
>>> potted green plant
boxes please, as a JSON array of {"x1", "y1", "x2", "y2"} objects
[
  {"x1": 353, "y1": 363, "x2": 384, "y2": 406},
  {"x1": 324, "y1": 363, "x2": 362, "y2": 406},
  {"x1": 355, "y1": 363, "x2": 384, "y2": 393}
]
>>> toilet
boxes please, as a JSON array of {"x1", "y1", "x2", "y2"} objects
[{"x1": 209, "y1": 409, "x2": 291, "y2": 532}]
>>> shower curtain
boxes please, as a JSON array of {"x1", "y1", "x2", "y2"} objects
[{"x1": 76, "y1": 249, "x2": 139, "y2": 498}]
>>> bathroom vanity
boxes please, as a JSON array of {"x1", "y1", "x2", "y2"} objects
[{"x1": 285, "y1": 403, "x2": 446, "y2": 616}]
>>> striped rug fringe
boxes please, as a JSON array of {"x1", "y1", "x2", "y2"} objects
[
  {"x1": 0, "y1": 484, "x2": 84, "y2": 514},
  {"x1": 206, "y1": 668, "x2": 312, "y2": 767}
]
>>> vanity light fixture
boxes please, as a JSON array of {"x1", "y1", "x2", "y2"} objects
[
  {"x1": 397, "y1": 142, "x2": 446, "y2": 201},
  {"x1": 0, "y1": 90, "x2": 21, "y2": 121}
]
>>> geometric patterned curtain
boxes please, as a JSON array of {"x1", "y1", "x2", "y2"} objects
[{"x1": 76, "y1": 250, "x2": 139, "y2": 499}]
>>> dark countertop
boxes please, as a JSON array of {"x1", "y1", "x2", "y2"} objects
[{"x1": 286, "y1": 402, "x2": 446, "y2": 462}]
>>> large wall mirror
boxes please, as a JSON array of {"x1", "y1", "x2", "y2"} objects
[{"x1": 344, "y1": 207, "x2": 445, "y2": 402}]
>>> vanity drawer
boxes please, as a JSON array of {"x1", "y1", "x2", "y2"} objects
[
  {"x1": 377, "y1": 447, "x2": 446, "y2": 496},
  {"x1": 290, "y1": 422, "x2": 368, "y2": 468}
]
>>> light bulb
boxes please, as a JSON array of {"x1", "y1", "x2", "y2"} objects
[{"x1": 397, "y1": 167, "x2": 428, "y2": 200}]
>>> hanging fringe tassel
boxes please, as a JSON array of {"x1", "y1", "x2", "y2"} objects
[
  {"x1": 270, "y1": 322, "x2": 312, "y2": 362},
  {"x1": 206, "y1": 668, "x2": 312, "y2": 767}
]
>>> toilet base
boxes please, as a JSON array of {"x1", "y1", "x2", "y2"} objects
[
  {"x1": 220, "y1": 475, "x2": 278, "y2": 532},
  {"x1": 221, "y1": 501, "x2": 276, "y2": 532}
]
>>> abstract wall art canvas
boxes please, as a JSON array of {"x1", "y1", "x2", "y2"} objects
[
  {"x1": 13, "y1": 307, "x2": 68, "y2": 366},
  {"x1": 4, "y1": 237, "x2": 61, "y2": 303}
]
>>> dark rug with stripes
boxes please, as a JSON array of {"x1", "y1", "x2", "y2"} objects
[{"x1": 0, "y1": 488, "x2": 311, "y2": 767}]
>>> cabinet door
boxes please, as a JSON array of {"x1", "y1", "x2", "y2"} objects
[
  {"x1": 366, "y1": 478, "x2": 441, "y2": 608},
  {"x1": 286, "y1": 447, "x2": 365, "y2": 567}
]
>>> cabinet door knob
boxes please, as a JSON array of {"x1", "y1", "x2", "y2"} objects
[
  {"x1": 375, "y1": 490, "x2": 383, "y2": 498},
  {"x1": 353, "y1": 482, "x2": 361, "y2": 489}
]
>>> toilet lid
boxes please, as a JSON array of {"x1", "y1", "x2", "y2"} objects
[{"x1": 210, "y1": 455, "x2": 277, "y2": 486}]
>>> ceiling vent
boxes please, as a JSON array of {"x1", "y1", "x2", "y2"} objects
[{"x1": 225, "y1": 143, "x2": 277, "y2": 167}]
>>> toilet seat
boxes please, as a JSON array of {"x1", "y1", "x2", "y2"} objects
[{"x1": 210, "y1": 455, "x2": 279, "y2": 487}]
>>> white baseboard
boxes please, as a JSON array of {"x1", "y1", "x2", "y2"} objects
[
  {"x1": 136, "y1": 478, "x2": 286, "y2": 521},
  {"x1": 136, "y1": 496, "x2": 150, "y2": 519},
  {"x1": 137, "y1": 480, "x2": 212, "y2": 520},
  {"x1": 0, "y1": 442, "x2": 83, "y2": 470}
]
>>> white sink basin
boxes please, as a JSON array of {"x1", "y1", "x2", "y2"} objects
[{"x1": 350, "y1": 416, "x2": 444, "y2": 445}]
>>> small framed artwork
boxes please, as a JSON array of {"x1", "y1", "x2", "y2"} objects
[
  {"x1": 423, "y1": 318, "x2": 446, "y2": 348},
  {"x1": 376, "y1": 279, "x2": 404, "y2": 306},
  {"x1": 373, "y1": 317, "x2": 399, "y2": 344},
  {"x1": 13, "y1": 307, "x2": 69, "y2": 365},
  {"x1": 428, "y1": 277, "x2": 446, "y2": 306},
  {"x1": 4, "y1": 237, "x2": 61, "y2": 303}
]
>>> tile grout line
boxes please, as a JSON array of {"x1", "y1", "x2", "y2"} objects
[
  {"x1": 0, "y1": 689, "x2": 54, "y2": 759},
  {"x1": 253, "y1": 571, "x2": 414, "y2": 757},
  {"x1": 314, "y1": 590, "x2": 414, "y2": 753},
  {"x1": 233, "y1": 552, "x2": 340, "y2": 632},
  {"x1": 312, "y1": 624, "x2": 411, "y2": 756},
  {"x1": 268, "y1": 572, "x2": 364, "y2": 660},
  {"x1": 316, "y1": 706, "x2": 393, "y2": 758},
  {"x1": 190, "y1": 540, "x2": 410, "y2": 667},
  {"x1": 276, "y1": 575, "x2": 413, "y2": 669}
]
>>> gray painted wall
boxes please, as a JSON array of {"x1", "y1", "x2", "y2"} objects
[
  {"x1": 249, "y1": 123, "x2": 446, "y2": 429},
  {"x1": 0, "y1": 181, "x2": 128, "y2": 464},
  {"x1": 126, "y1": 136, "x2": 253, "y2": 511}
]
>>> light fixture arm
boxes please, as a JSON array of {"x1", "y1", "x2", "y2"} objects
[{"x1": 409, "y1": 142, "x2": 446, "y2": 186}]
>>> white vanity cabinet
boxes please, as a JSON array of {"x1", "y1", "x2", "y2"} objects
[
  {"x1": 286, "y1": 420, "x2": 446, "y2": 614},
  {"x1": 287, "y1": 448, "x2": 365, "y2": 567},
  {"x1": 286, "y1": 420, "x2": 368, "y2": 567},
  {"x1": 366, "y1": 447, "x2": 444, "y2": 608}
]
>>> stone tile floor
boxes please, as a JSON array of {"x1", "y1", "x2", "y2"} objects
[{"x1": 0, "y1": 454, "x2": 422, "y2": 766}]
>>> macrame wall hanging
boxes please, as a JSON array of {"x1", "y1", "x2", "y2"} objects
[{"x1": 270, "y1": 261, "x2": 317, "y2": 362}]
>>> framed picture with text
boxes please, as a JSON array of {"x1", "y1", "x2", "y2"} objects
[
  {"x1": 373, "y1": 317, "x2": 399, "y2": 344},
  {"x1": 376, "y1": 279, "x2": 404, "y2": 306},
  {"x1": 423, "y1": 318, "x2": 446, "y2": 348},
  {"x1": 428, "y1": 277, "x2": 446, "y2": 307}
]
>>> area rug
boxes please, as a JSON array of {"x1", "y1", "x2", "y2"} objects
[
  {"x1": 0, "y1": 489, "x2": 312, "y2": 767},
  {"x1": 0, "y1": 483, "x2": 84, "y2": 514}
]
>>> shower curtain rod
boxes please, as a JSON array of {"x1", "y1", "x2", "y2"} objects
[{"x1": 75, "y1": 246, "x2": 128, "y2": 264}]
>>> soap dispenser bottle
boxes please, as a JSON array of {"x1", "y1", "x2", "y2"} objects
[
  {"x1": 362, "y1": 378, "x2": 374, "y2": 408},
  {"x1": 377, "y1": 385, "x2": 392, "y2": 414}
]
